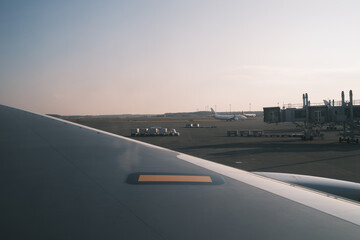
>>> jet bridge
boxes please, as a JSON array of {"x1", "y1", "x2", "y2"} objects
[{"x1": 264, "y1": 90, "x2": 360, "y2": 142}]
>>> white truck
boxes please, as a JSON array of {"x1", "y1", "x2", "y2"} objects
[
  {"x1": 139, "y1": 128, "x2": 149, "y2": 136},
  {"x1": 169, "y1": 129, "x2": 180, "y2": 136},
  {"x1": 149, "y1": 127, "x2": 159, "y2": 136},
  {"x1": 131, "y1": 128, "x2": 139, "y2": 136},
  {"x1": 158, "y1": 128, "x2": 168, "y2": 136}
]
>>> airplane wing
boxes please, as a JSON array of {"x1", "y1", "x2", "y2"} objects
[{"x1": 1, "y1": 105, "x2": 360, "y2": 239}]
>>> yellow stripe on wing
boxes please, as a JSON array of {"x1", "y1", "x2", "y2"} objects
[{"x1": 138, "y1": 175, "x2": 212, "y2": 183}]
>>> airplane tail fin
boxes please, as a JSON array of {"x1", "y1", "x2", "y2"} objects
[{"x1": 211, "y1": 108, "x2": 215, "y2": 115}]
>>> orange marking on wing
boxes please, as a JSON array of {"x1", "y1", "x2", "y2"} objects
[{"x1": 138, "y1": 175, "x2": 212, "y2": 183}]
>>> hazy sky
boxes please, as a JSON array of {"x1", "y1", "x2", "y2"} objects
[{"x1": 1, "y1": 0, "x2": 360, "y2": 115}]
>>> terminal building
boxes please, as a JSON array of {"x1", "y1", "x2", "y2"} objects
[{"x1": 263, "y1": 90, "x2": 360, "y2": 142}]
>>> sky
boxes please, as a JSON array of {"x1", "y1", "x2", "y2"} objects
[{"x1": 1, "y1": 0, "x2": 360, "y2": 115}]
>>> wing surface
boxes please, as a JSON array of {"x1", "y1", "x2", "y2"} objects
[{"x1": 1, "y1": 105, "x2": 360, "y2": 239}]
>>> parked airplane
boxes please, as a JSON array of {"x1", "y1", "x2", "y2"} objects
[
  {"x1": 1, "y1": 104, "x2": 360, "y2": 239},
  {"x1": 242, "y1": 111, "x2": 256, "y2": 118},
  {"x1": 211, "y1": 108, "x2": 247, "y2": 121}
]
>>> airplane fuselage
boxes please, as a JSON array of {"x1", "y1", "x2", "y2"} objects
[{"x1": 211, "y1": 109, "x2": 247, "y2": 121}]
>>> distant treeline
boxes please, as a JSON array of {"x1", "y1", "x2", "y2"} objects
[{"x1": 47, "y1": 111, "x2": 263, "y2": 119}]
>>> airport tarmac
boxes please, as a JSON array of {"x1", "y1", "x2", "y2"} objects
[{"x1": 67, "y1": 116, "x2": 360, "y2": 183}]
